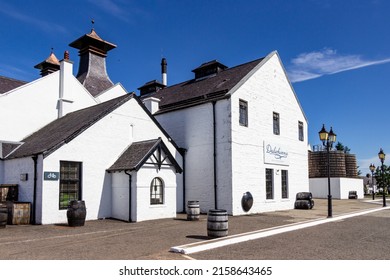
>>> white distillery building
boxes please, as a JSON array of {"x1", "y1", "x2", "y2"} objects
[
  {"x1": 140, "y1": 51, "x2": 309, "y2": 215},
  {"x1": 1, "y1": 94, "x2": 183, "y2": 224},
  {"x1": 0, "y1": 29, "x2": 127, "y2": 143}
]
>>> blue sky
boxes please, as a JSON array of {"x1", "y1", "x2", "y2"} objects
[{"x1": 1, "y1": 0, "x2": 390, "y2": 175}]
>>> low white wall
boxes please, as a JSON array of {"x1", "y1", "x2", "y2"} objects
[
  {"x1": 134, "y1": 166, "x2": 177, "y2": 222},
  {"x1": 111, "y1": 172, "x2": 131, "y2": 222},
  {"x1": 309, "y1": 177, "x2": 364, "y2": 199}
]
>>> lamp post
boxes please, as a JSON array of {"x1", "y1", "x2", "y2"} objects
[
  {"x1": 378, "y1": 148, "x2": 386, "y2": 207},
  {"x1": 319, "y1": 124, "x2": 337, "y2": 218},
  {"x1": 369, "y1": 163, "x2": 376, "y2": 200}
]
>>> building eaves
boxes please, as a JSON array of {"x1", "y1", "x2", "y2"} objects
[{"x1": 107, "y1": 138, "x2": 182, "y2": 173}]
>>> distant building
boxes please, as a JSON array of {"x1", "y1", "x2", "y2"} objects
[{"x1": 308, "y1": 150, "x2": 363, "y2": 199}]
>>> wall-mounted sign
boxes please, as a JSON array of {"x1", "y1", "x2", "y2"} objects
[
  {"x1": 264, "y1": 141, "x2": 289, "y2": 166},
  {"x1": 44, "y1": 171, "x2": 60, "y2": 181}
]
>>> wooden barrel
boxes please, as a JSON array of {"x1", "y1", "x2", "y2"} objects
[
  {"x1": 207, "y1": 209, "x2": 228, "y2": 238},
  {"x1": 294, "y1": 200, "x2": 311, "y2": 209},
  {"x1": 67, "y1": 200, "x2": 86, "y2": 227},
  {"x1": 9, "y1": 202, "x2": 31, "y2": 225},
  {"x1": 308, "y1": 151, "x2": 347, "y2": 178},
  {"x1": 345, "y1": 154, "x2": 358, "y2": 177},
  {"x1": 187, "y1": 201, "x2": 200, "y2": 221},
  {"x1": 0, "y1": 205, "x2": 7, "y2": 228},
  {"x1": 296, "y1": 192, "x2": 313, "y2": 201},
  {"x1": 241, "y1": 192, "x2": 253, "y2": 212}
]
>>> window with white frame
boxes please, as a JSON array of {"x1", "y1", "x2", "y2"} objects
[
  {"x1": 150, "y1": 177, "x2": 164, "y2": 205},
  {"x1": 298, "y1": 121, "x2": 304, "y2": 141},
  {"x1": 273, "y1": 112, "x2": 280, "y2": 135},
  {"x1": 266, "y1": 168, "x2": 274, "y2": 200},
  {"x1": 281, "y1": 170, "x2": 288, "y2": 199},
  {"x1": 59, "y1": 161, "x2": 82, "y2": 210},
  {"x1": 239, "y1": 99, "x2": 248, "y2": 127}
]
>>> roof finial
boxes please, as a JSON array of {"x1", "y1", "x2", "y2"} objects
[
  {"x1": 91, "y1": 19, "x2": 95, "y2": 31},
  {"x1": 51, "y1": 47, "x2": 54, "y2": 54},
  {"x1": 64, "y1": 50, "x2": 69, "y2": 60}
]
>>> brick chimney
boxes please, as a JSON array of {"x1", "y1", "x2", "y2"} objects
[{"x1": 69, "y1": 29, "x2": 117, "y2": 97}]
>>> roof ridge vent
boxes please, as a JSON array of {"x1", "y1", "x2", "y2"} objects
[
  {"x1": 192, "y1": 60, "x2": 228, "y2": 80},
  {"x1": 138, "y1": 80, "x2": 166, "y2": 96},
  {"x1": 34, "y1": 50, "x2": 61, "y2": 77}
]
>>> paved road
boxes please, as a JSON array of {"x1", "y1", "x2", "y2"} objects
[
  {"x1": 0, "y1": 199, "x2": 387, "y2": 260},
  {"x1": 190, "y1": 209, "x2": 390, "y2": 259}
]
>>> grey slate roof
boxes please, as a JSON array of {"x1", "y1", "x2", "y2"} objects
[
  {"x1": 1, "y1": 142, "x2": 22, "y2": 159},
  {"x1": 107, "y1": 138, "x2": 182, "y2": 173},
  {"x1": 0, "y1": 76, "x2": 27, "y2": 94},
  {"x1": 7, "y1": 94, "x2": 133, "y2": 159},
  {"x1": 144, "y1": 57, "x2": 264, "y2": 113}
]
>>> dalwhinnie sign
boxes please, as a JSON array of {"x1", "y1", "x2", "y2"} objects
[{"x1": 264, "y1": 142, "x2": 289, "y2": 165}]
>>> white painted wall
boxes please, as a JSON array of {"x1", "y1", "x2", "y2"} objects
[
  {"x1": 0, "y1": 60, "x2": 97, "y2": 141},
  {"x1": 2, "y1": 157, "x2": 35, "y2": 202},
  {"x1": 0, "y1": 60, "x2": 127, "y2": 143},
  {"x1": 156, "y1": 103, "x2": 215, "y2": 213},
  {"x1": 0, "y1": 160, "x2": 3, "y2": 183},
  {"x1": 94, "y1": 83, "x2": 127, "y2": 103},
  {"x1": 1, "y1": 155, "x2": 44, "y2": 223},
  {"x1": 230, "y1": 52, "x2": 309, "y2": 215},
  {"x1": 22, "y1": 97, "x2": 182, "y2": 224},
  {"x1": 309, "y1": 177, "x2": 364, "y2": 199},
  {"x1": 156, "y1": 52, "x2": 308, "y2": 216},
  {"x1": 111, "y1": 171, "x2": 131, "y2": 221},
  {"x1": 111, "y1": 149, "x2": 179, "y2": 222},
  {"x1": 133, "y1": 166, "x2": 177, "y2": 222}
]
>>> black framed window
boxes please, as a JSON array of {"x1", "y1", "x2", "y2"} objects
[
  {"x1": 59, "y1": 161, "x2": 82, "y2": 210},
  {"x1": 266, "y1": 168, "x2": 274, "y2": 200},
  {"x1": 298, "y1": 121, "x2": 304, "y2": 141},
  {"x1": 239, "y1": 99, "x2": 248, "y2": 127},
  {"x1": 273, "y1": 112, "x2": 280, "y2": 135},
  {"x1": 281, "y1": 170, "x2": 288, "y2": 199},
  {"x1": 150, "y1": 177, "x2": 164, "y2": 205}
]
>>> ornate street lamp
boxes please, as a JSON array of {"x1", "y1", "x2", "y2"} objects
[
  {"x1": 378, "y1": 148, "x2": 386, "y2": 207},
  {"x1": 319, "y1": 124, "x2": 336, "y2": 218},
  {"x1": 369, "y1": 163, "x2": 376, "y2": 200}
]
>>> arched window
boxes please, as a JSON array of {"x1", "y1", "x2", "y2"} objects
[{"x1": 150, "y1": 177, "x2": 164, "y2": 205}]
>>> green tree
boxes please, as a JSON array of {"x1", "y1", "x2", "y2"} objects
[
  {"x1": 374, "y1": 165, "x2": 390, "y2": 194},
  {"x1": 335, "y1": 142, "x2": 344, "y2": 151},
  {"x1": 335, "y1": 142, "x2": 351, "y2": 154}
]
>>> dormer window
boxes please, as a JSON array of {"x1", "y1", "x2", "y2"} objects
[
  {"x1": 192, "y1": 60, "x2": 228, "y2": 80},
  {"x1": 138, "y1": 80, "x2": 166, "y2": 96}
]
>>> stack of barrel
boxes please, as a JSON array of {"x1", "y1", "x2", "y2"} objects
[{"x1": 294, "y1": 192, "x2": 314, "y2": 209}]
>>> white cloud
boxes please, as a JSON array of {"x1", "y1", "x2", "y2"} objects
[
  {"x1": 287, "y1": 48, "x2": 390, "y2": 82},
  {"x1": 0, "y1": 2, "x2": 67, "y2": 34},
  {"x1": 88, "y1": 0, "x2": 150, "y2": 23}
]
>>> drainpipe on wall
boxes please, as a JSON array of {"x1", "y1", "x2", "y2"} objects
[
  {"x1": 124, "y1": 170, "x2": 132, "y2": 222},
  {"x1": 32, "y1": 155, "x2": 38, "y2": 225},
  {"x1": 178, "y1": 148, "x2": 187, "y2": 213},
  {"x1": 212, "y1": 101, "x2": 218, "y2": 210}
]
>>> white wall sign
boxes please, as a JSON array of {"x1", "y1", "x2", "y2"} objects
[{"x1": 264, "y1": 141, "x2": 289, "y2": 166}]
